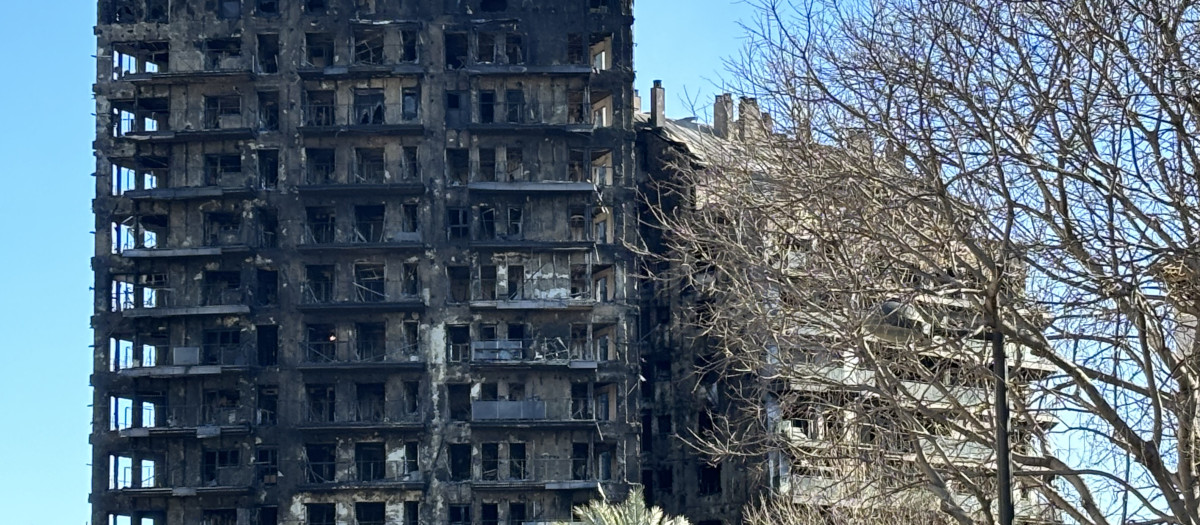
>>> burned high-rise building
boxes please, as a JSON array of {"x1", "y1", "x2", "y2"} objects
[{"x1": 91, "y1": 1, "x2": 638, "y2": 524}]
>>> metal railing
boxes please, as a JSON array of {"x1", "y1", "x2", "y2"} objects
[
  {"x1": 201, "y1": 284, "x2": 246, "y2": 306},
  {"x1": 122, "y1": 404, "x2": 250, "y2": 428},
  {"x1": 304, "y1": 223, "x2": 337, "y2": 244},
  {"x1": 301, "y1": 281, "x2": 334, "y2": 303},
  {"x1": 301, "y1": 341, "x2": 422, "y2": 364},
  {"x1": 302, "y1": 103, "x2": 421, "y2": 127},
  {"x1": 471, "y1": 398, "x2": 609, "y2": 422},
  {"x1": 353, "y1": 221, "x2": 386, "y2": 243},
  {"x1": 303, "y1": 459, "x2": 422, "y2": 485},
  {"x1": 467, "y1": 457, "x2": 613, "y2": 484}
]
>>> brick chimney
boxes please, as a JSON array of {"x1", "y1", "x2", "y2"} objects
[
  {"x1": 737, "y1": 97, "x2": 762, "y2": 140},
  {"x1": 650, "y1": 80, "x2": 666, "y2": 128},
  {"x1": 713, "y1": 93, "x2": 733, "y2": 138}
]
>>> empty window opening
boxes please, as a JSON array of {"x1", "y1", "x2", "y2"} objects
[
  {"x1": 356, "y1": 442, "x2": 386, "y2": 481},
  {"x1": 447, "y1": 148, "x2": 469, "y2": 185},
  {"x1": 509, "y1": 442, "x2": 528, "y2": 479},
  {"x1": 202, "y1": 449, "x2": 240, "y2": 485},
  {"x1": 448, "y1": 207, "x2": 470, "y2": 240},
  {"x1": 570, "y1": 265, "x2": 589, "y2": 299},
  {"x1": 256, "y1": 447, "x2": 279, "y2": 485},
  {"x1": 449, "y1": 266, "x2": 470, "y2": 303},
  {"x1": 401, "y1": 30, "x2": 419, "y2": 62},
  {"x1": 447, "y1": 326, "x2": 470, "y2": 362},
  {"x1": 304, "y1": 445, "x2": 335, "y2": 484},
  {"x1": 509, "y1": 503, "x2": 527, "y2": 525},
  {"x1": 202, "y1": 328, "x2": 241, "y2": 365},
  {"x1": 569, "y1": 207, "x2": 588, "y2": 241},
  {"x1": 257, "y1": 34, "x2": 279, "y2": 73},
  {"x1": 590, "y1": 33, "x2": 613, "y2": 71},
  {"x1": 356, "y1": 503, "x2": 386, "y2": 525},
  {"x1": 257, "y1": 386, "x2": 278, "y2": 426},
  {"x1": 257, "y1": 149, "x2": 279, "y2": 188},
  {"x1": 205, "y1": 212, "x2": 241, "y2": 246},
  {"x1": 305, "y1": 207, "x2": 336, "y2": 244},
  {"x1": 204, "y1": 154, "x2": 242, "y2": 186},
  {"x1": 480, "y1": 0, "x2": 506, "y2": 11},
  {"x1": 401, "y1": 262, "x2": 420, "y2": 296},
  {"x1": 403, "y1": 382, "x2": 420, "y2": 416},
  {"x1": 567, "y1": 34, "x2": 585, "y2": 64},
  {"x1": 479, "y1": 90, "x2": 496, "y2": 124},
  {"x1": 478, "y1": 33, "x2": 498, "y2": 64},
  {"x1": 506, "y1": 208, "x2": 523, "y2": 239},
  {"x1": 449, "y1": 443, "x2": 471, "y2": 480},
  {"x1": 400, "y1": 202, "x2": 420, "y2": 236},
  {"x1": 306, "y1": 384, "x2": 336, "y2": 423},
  {"x1": 304, "y1": 265, "x2": 335, "y2": 303},
  {"x1": 354, "y1": 89, "x2": 386, "y2": 125},
  {"x1": 204, "y1": 38, "x2": 241, "y2": 70},
  {"x1": 505, "y1": 147, "x2": 523, "y2": 181},
  {"x1": 112, "y1": 41, "x2": 169, "y2": 78},
  {"x1": 256, "y1": 325, "x2": 278, "y2": 366},
  {"x1": 449, "y1": 505, "x2": 471, "y2": 525},
  {"x1": 354, "y1": 204, "x2": 386, "y2": 243},
  {"x1": 507, "y1": 265, "x2": 525, "y2": 300},
  {"x1": 446, "y1": 91, "x2": 467, "y2": 127},
  {"x1": 305, "y1": 147, "x2": 336, "y2": 184},
  {"x1": 258, "y1": 208, "x2": 278, "y2": 247},
  {"x1": 505, "y1": 89, "x2": 525, "y2": 123},
  {"x1": 482, "y1": 504, "x2": 499, "y2": 525},
  {"x1": 258, "y1": 508, "x2": 278, "y2": 525},
  {"x1": 481, "y1": 442, "x2": 499, "y2": 480},
  {"x1": 402, "y1": 146, "x2": 420, "y2": 179},
  {"x1": 589, "y1": 0, "x2": 611, "y2": 12},
  {"x1": 203, "y1": 509, "x2": 238, "y2": 525},
  {"x1": 255, "y1": 0, "x2": 279, "y2": 15},
  {"x1": 504, "y1": 34, "x2": 523, "y2": 64},
  {"x1": 355, "y1": 322, "x2": 386, "y2": 362},
  {"x1": 405, "y1": 502, "x2": 420, "y2": 525},
  {"x1": 479, "y1": 148, "x2": 497, "y2": 181},
  {"x1": 304, "y1": 90, "x2": 336, "y2": 127},
  {"x1": 355, "y1": 262, "x2": 387, "y2": 302},
  {"x1": 305, "y1": 323, "x2": 337, "y2": 363},
  {"x1": 699, "y1": 464, "x2": 722, "y2": 495},
  {"x1": 354, "y1": 148, "x2": 386, "y2": 184},
  {"x1": 445, "y1": 33, "x2": 468, "y2": 68},
  {"x1": 354, "y1": 27, "x2": 386, "y2": 65},
  {"x1": 304, "y1": 0, "x2": 328, "y2": 13},
  {"x1": 480, "y1": 265, "x2": 498, "y2": 300},
  {"x1": 402, "y1": 87, "x2": 420, "y2": 121},
  {"x1": 592, "y1": 149, "x2": 614, "y2": 185},
  {"x1": 305, "y1": 33, "x2": 335, "y2": 67},
  {"x1": 307, "y1": 503, "x2": 335, "y2": 525},
  {"x1": 257, "y1": 91, "x2": 279, "y2": 130},
  {"x1": 203, "y1": 271, "x2": 242, "y2": 306},
  {"x1": 480, "y1": 206, "x2": 496, "y2": 239}
]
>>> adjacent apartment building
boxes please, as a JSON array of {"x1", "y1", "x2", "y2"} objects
[{"x1": 91, "y1": 1, "x2": 638, "y2": 524}]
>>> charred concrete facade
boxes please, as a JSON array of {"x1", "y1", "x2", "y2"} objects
[{"x1": 91, "y1": 1, "x2": 638, "y2": 524}]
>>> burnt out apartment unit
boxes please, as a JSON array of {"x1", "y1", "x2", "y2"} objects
[{"x1": 91, "y1": 1, "x2": 637, "y2": 524}]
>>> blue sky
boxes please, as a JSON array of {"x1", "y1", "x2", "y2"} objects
[{"x1": 0, "y1": 1, "x2": 754, "y2": 522}]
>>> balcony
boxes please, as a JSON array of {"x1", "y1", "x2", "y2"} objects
[
  {"x1": 299, "y1": 282, "x2": 424, "y2": 313},
  {"x1": 109, "y1": 464, "x2": 254, "y2": 498},
  {"x1": 298, "y1": 401, "x2": 423, "y2": 430},
  {"x1": 116, "y1": 405, "x2": 251, "y2": 439},
  {"x1": 470, "y1": 397, "x2": 609, "y2": 427},
  {"x1": 297, "y1": 341, "x2": 424, "y2": 370},
  {"x1": 470, "y1": 457, "x2": 613, "y2": 491},
  {"x1": 113, "y1": 344, "x2": 253, "y2": 378},
  {"x1": 467, "y1": 180, "x2": 597, "y2": 193},
  {"x1": 298, "y1": 103, "x2": 423, "y2": 136},
  {"x1": 464, "y1": 338, "x2": 608, "y2": 369},
  {"x1": 300, "y1": 460, "x2": 424, "y2": 490},
  {"x1": 118, "y1": 287, "x2": 250, "y2": 318}
]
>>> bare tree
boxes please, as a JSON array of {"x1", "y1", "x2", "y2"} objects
[{"x1": 641, "y1": 0, "x2": 1200, "y2": 524}]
